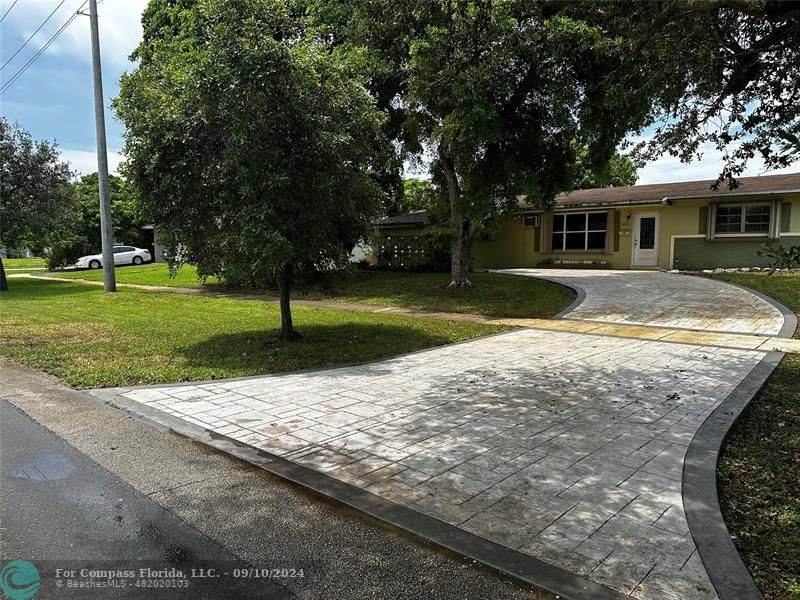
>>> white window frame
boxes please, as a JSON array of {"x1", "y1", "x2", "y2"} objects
[
  {"x1": 551, "y1": 211, "x2": 608, "y2": 252},
  {"x1": 713, "y1": 202, "x2": 772, "y2": 237}
]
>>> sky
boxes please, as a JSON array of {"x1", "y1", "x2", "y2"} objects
[{"x1": 1, "y1": 0, "x2": 798, "y2": 185}]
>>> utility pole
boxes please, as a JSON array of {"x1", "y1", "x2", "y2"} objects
[{"x1": 88, "y1": 0, "x2": 115, "y2": 292}]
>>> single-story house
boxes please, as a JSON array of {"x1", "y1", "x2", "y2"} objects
[{"x1": 376, "y1": 172, "x2": 800, "y2": 270}]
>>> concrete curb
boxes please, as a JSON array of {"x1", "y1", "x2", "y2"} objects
[
  {"x1": 682, "y1": 351, "x2": 784, "y2": 600},
  {"x1": 701, "y1": 277, "x2": 797, "y2": 339},
  {"x1": 487, "y1": 270, "x2": 587, "y2": 319},
  {"x1": 90, "y1": 389, "x2": 625, "y2": 600}
]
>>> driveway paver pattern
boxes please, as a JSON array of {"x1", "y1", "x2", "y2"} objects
[
  {"x1": 96, "y1": 329, "x2": 766, "y2": 599},
  {"x1": 496, "y1": 269, "x2": 785, "y2": 336}
]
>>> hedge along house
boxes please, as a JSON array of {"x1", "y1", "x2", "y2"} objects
[{"x1": 376, "y1": 172, "x2": 800, "y2": 271}]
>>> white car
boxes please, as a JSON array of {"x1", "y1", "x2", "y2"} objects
[{"x1": 75, "y1": 246, "x2": 152, "y2": 269}]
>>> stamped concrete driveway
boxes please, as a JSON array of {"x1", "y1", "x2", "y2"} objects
[
  {"x1": 92, "y1": 272, "x2": 788, "y2": 600},
  {"x1": 496, "y1": 269, "x2": 785, "y2": 336}
]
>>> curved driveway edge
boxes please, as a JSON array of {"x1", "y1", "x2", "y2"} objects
[
  {"x1": 683, "y1": 351, "x2": 783, "y2": 600},
  {"x1": 493, "y1": 269, "x2": 787, "y2": 337},
  {"x1": 708, "y1": 279, "x2": 797, "y2": 339},
  {"x1": 496, "y1": 268, "x2": 790, "y2": 598}
]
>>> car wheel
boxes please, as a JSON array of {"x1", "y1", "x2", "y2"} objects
[
  {"x1": 132, "y1": 256, "x2": 143, "y2": 265},
  {"x1": 89, "y1": 260, "x2": 101, "y2": 270}
]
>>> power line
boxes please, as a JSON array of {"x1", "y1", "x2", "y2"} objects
[
  {"x1": 1, "y1": 0, "x2": 67, "y2": 71},
  {"x1": 0, "y1": 0, "x2": 20, "y2": 24},
  {"x1": 0, "y1": 0, "x2": 88, "y2": 94}
]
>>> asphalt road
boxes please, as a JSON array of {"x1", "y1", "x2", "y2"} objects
[
  {"x1": 1, "y1": 400, "x2": 289, "y2": 599},
  {"x1": 1, "y1": 361, "x2": 553, "y2": 600}
]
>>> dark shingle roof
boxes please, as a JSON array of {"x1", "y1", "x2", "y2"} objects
[
  {"x1": 378, "y1": 212, "x2": 429, "y2": 227},
  {"x1": 379, "y1": 173, "x2": 800, "y2": 227},
  {"x1": 547, "y1": 172, "x2": 800, "y2": 208}
]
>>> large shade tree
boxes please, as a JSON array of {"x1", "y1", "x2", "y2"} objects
[
  {"x1": 312, "y1": 1, "x2": 800, "y2": 284},
  {"x1": 116, "y1": 0, "x2": 390, "y2": 339},
  {"x1": 604, "y1": 0, "x2": 800, "y2": 186},
  {"x1": 0, "y1": 117, "x2": 75, "y2": 290},
  {"x1": 310, "y1": 1, "x2": 653, "y2": 287}
]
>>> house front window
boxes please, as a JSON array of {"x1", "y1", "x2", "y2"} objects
[
  {"x1": 552, "y1": 212, "x2": 607, "y2": 252},
  {"x1": 714, "y1": 204, "x2": 771, "y2": 234}
]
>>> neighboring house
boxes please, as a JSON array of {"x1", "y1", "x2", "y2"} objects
[
  {"x1": 376, "y1": 172, "x2": 800, "y2": 270},
  {"x1": 374, "y1": 212, "x2": 434, "y2": 270}
]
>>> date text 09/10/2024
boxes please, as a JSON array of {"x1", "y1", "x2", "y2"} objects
[{"x1": 54, "y1": 568, "x2": 306, "y2": 579}]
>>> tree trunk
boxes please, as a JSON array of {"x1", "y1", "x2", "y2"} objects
[
  {"x1": 449, "y1": 217, "x2": 472, "y2": 288},
  {"x1": 277, "y1": 266, "x2": 297, "y2": 340},
  {"x1": 438, "y1": 141, "x2": 472, "y2": 288},
  {"x1": 0, "y1": 257, "x2": 8, "y2": 292}
]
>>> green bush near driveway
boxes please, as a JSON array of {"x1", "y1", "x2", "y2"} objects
[{"x1": 0, "y1": 277, "x2": 508, "y2": 389}]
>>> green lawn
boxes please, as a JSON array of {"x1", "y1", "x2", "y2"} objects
[
  {"x1": 0, "y1": 277, "x2": 507, "y2": 389},
  {"x1": 53, "y1": 263, "x2": 219, "y2": 288},
  {"x1": 309, "y1": 270, "x2": 573, "y2": 318},
  {"x1": 2, "y1": 257, "x2": 47, "y2": 273},
  {"x1": 53, "y1": 264, "x2": 574, "y2": 319},
  {"x1": 713, "y1": 272, "x2": 799, "y2": 599}
]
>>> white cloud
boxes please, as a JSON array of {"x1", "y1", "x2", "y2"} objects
[
  {"x1": 60, "y1": 147, "x2": 122, "y2": 176},
  {"x1": 3, "y1": 0, "x2": 148, "y2": 69},
  {"x1": 634, "y1": 141, "x2": 800, "y2": 184}
]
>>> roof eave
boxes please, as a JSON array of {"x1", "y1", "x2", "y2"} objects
[
  {"x1": 661, "y1": 188, "x2": 800, "y2": 201},
  {"x1": 376, "y1": 222, "x2": 427, "y2": 228},
  {"x1": 519, "y1": 198, "x2": 672, "y2": 211},
  {"x1": 521, "y1": 187, "x2": 800, "y2": 211}
]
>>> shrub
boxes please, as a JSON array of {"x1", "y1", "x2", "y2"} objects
[{"x1": 758, "y1": 243, "x2": 800, "y2": 273}]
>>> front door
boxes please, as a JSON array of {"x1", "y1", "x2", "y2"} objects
[{"x1": 632, "y1": 213, "x2": 659, "y2": 267}]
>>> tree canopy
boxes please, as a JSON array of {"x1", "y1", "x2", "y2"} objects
[
  {"x1": 389, "y1": 178, "x2": 435, "y2": 216},
  {"x1": 309, "y1": 1, "x2": 653, "y2": 285},
  {"x1": 115, "y1": 0, "x2": 391, "y2": 339},
  {"x1": 0, "y1": 117, "x2": 74, "y2": 289},
  {"x1": 73, "y1": 173, "x2": 148, "y2": 252},
  {"x1": 572, "y1": 147, "x2": 638, "y2": 190},
  {"x1": 117, "y1": 0, "x2": 799, "y2": 299},
  {"x1": 602, "y1": 0, "x2": 800, "y2": 186}
]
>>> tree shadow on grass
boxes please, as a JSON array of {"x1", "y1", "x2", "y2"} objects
[{"x1": 178, "y1": 323, "x2": 467, "y2": 375}]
